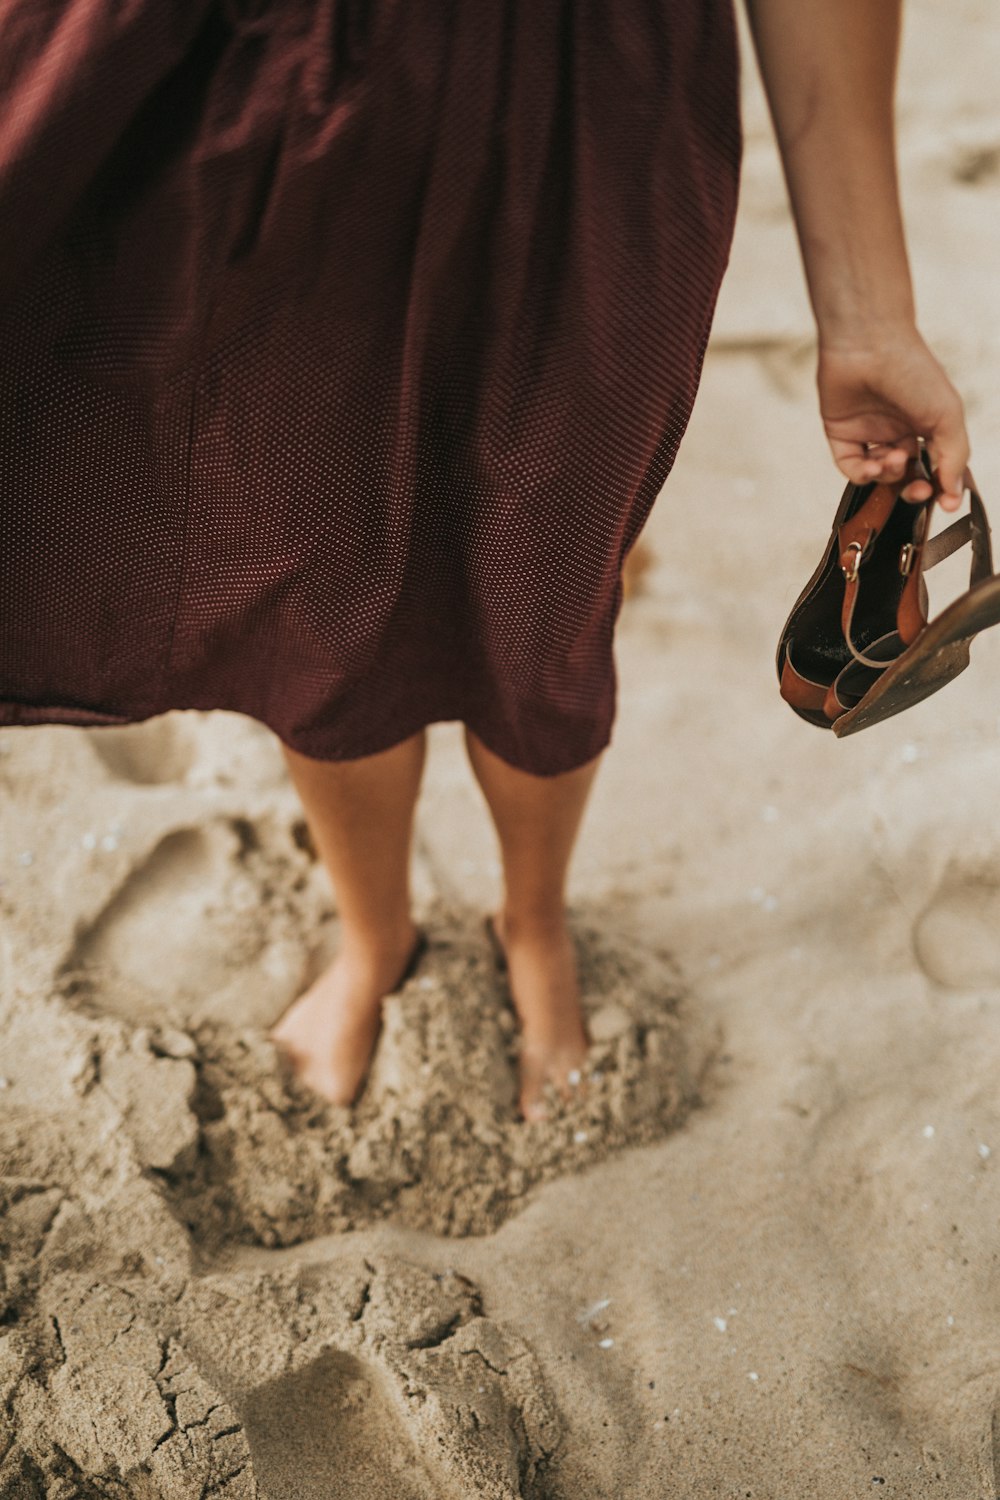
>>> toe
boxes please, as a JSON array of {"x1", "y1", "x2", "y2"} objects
[
  {"x1": 521, "y1": 1092, "x2": 549, "y2": 1124},
  {"x1": 518, "y1": 1052, "x2": 550, "y2": 1122}
]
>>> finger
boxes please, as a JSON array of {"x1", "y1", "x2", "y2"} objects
[
  {"x1": 829, "y1": 438, "x2": 923, "y2": 493},
  {"x1": 926, "y1": 401, "x2": 970, "y2": 510},
  {"x1": 897, "y1": 451, "x2": 933, "y2": 504},
  {"x1": 863, "y1": 443, "x2": 910, "y2": 481},
  {"x1": 828, "y1": 439, "x2": 890, "y2": 487}
]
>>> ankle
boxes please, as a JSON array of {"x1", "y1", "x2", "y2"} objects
[
  {"x1": 338, "y1": 914, "x2": 418, "y2": 965},
  {"x1": 497, "y1": 904, "x2": 569, "y2": 942}
]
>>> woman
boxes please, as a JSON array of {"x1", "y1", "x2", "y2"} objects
[{"x1": 0, "y1": 0, "x2": 969, "y2": 1122}]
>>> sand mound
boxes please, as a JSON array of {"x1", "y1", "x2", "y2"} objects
[{"x1": 173, "y1": 912, "x2": 702, "y2": 1246}]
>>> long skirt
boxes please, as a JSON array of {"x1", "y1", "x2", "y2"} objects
[{"x1": 0, "y1": 0, "x2": 742, "y2": 775}]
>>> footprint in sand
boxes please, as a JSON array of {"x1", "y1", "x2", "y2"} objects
[
  {"x1": 949, "y1": 139, "x2": 1000, "y2": 185},
  {"x1": 242, "y1": 1350, "x2": 441, "y2": 1500},
  {"x1": 913, "y1": 868, "x2": 1000, "y2": 989},
  {"x1": 63, "y1": 816, "x2": 310, "y2": 1027},
  {"x1": 199, "y1": 1255, "x2": 561, "y2": 1500},
  {"x1": 88, "y1": 716, "x2": 197, "y2": 784}
]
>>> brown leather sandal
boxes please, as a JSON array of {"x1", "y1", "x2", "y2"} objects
[{"x1": 777, "y1": 448, "x2": 999, "y2": 736}]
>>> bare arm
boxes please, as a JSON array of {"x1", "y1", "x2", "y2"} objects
[{"x1": 744, "y1": 0, "x2": 969, "y2": 508}]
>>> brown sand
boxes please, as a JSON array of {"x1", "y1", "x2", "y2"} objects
[{"x1": 4, "y1": 2, "x2": 1000, "y2": 1493}]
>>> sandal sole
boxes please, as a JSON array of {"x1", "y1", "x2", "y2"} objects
[{"x1": 833, "y1": 573, "x2": 1000, "y2": 736}]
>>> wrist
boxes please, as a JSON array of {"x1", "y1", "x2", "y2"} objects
[
  {"x1": 802, "y1": 235, "x2": 916, "y2": 349},
  {"x1": 815, "y1": 313, "x2": 917, "y2": 354}
]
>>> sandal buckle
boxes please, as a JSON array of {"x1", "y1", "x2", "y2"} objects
[
  {"x1": 841, "y1": 540, "x2": 864, "y2": 584},
  {"x1": 899, "y1": 542, "x2": 915, "y2": 577}
]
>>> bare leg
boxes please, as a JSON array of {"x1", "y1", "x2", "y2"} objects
[
  {"x1": 463, "y1": 727, "x2": 602, "y2": 1121},
  {"x1": 269, "y1": 731, "x2": 427, "y2": 1105}
]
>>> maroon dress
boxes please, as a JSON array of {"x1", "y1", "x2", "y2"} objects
[{"x1": 0, "y1": 0, "x2": 741, "y2": 776}]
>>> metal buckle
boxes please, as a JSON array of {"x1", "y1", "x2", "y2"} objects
[
  {"x1": 841, "y1": 540, "x2": 864, "y2": 584},
  {"x1": 899, "y1": 542, "x2": 915, "y2": 576}
]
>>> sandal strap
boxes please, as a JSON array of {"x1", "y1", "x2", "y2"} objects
[
  {"x1": 923, "y1": 511, "x2": 975, "y2": 568},
  {"x1": 841, "y1": 464, "x2": 990, "y2": 668}
]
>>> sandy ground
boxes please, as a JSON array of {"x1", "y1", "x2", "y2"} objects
[{"x1": 4, "y1": 2, "x2": 1000, "y2": 1495}]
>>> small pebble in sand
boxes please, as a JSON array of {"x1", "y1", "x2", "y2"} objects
[
  {"x1": 568, "y1": 1069, "x2": 582, "y2": 1087},
  {"x1": 574, "y1": 1130, "x2": 589, "y2": 1144},
  {"x1": 100, "y1": 834, "x2": 119, "y2": 852},
  {"x1": 761, "y1": 895, "x2": 778, "y2": 913},
  {"x1": 591, "y1": 1069, "x2": 604, "y2": 1084},
  {"x1": 748, "y1": 885, "x2": 765, "y2": 904},
  {"x1": 748, "y1": 1372, "x2": 759, "y2": 1382},
  {"x1": 923, "y1": 1124, "x2": 935, "y2": 1138},
  {"x1": 872, "y1": 1478, "x2": 885, "y2": 1486},
  {"x1": 17, "y1": 850, "x2": 33, "y2": 866},
  {"x1": 598, "y1": 1338, "x2": 614, "y2": 1349},
  {"x1": 418, "y1": 976, "x2": 434, "y2": 990},
  {"x1": 760, "y1": 804, "x2": 779, "y2": 822},
  {"x1": 946, "y1": 1315, "x2": 954, "y2": 1326},
  {"x1": 901, "y1": 741, "x2": 922, "y2": 763},
  {"x1": 713, "y1": 1317, "x2": 727, "y2": 1332},
  {"x1": 0, "y1": 1078, "x2": 10, "y2": 1090},
  {"x1": 81, "y1": 832, "x2": 97, "y2": 850},
  {"x1": 978, "y1": 1143, "x2": 991, "y2": 1158}
]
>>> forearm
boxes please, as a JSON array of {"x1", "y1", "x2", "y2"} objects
[{"x1": 743, "y1": 0, "x2": 915, "y2": 345}]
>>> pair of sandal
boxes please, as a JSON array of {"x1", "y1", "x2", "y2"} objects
[{"x1": 777, "y1": 448, "x2": 998, "y2": 734}]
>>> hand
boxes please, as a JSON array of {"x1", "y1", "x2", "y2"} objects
[{"x1": 817, "y1": 327, "x2": 970, "y2": 512}]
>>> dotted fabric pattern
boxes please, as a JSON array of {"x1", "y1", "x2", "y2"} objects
[{"x1": 0, "y1": 0, "x2": 742, "y2": 776}]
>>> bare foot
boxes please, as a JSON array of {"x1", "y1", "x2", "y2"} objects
[
  {"x1": 269, "y1": 923, "x2": 426, "y2": 1106},
  {"x1": 488, "y1": 909, "x2": 590, "y2": 1122}
]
